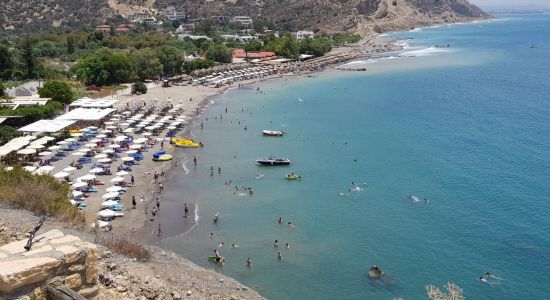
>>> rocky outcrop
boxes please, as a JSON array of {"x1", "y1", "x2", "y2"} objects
[{"x1": 0, "y1": 230, "x2": 98, "y2": 299}]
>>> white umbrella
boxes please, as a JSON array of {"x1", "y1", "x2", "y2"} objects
[
  {"x1": 33, "y1": 166, "x2": 54, "y2": 175},
  {"x1": 89, "y1": 138, "x2": 102, "y2": 143},
  {"x1": 102, "y1": 192, "x2": 120, "y2": 199},
  {"x1": 129, "y1": 144, "x2": 142, "y2": 150},
  {"x1": 38, "y1": 151, "x2": 53, "y2": 156},
  {"x1": 98, "y1": 209, "x2": 117, "y2": 218},
  {"x1": 94, "y1": 154, "x2": 108, "y2": 159},
  {"x1": 17, "y1": 149, "x2": 36, "y2": 155},
  {"x1": 106, "y1": 126, "x2": 117, "y2": 130},
  {"x1": 72, "y1": 152, "x2": 86, "y2": 156},
  {"x1": 167, "y1": 126, "x2": 177, "y2": 130},
  {"x1": 89, "y1": 167, "x2": 104, "y2": 173},
  {"x1": 80, "y1": 174, "x2": 96, "y2": 181},
  {"x1": 141, "y1": 132, "x2": 152, "y2": 136},
  {"x1": 72, "y1": 182, "x2": 87, "y2": 188},
  {"x1": 65, "y1": 138, "x2": 77, "y2": 142},
  {"x1": 79, "y1": 148, "x2": 92, "y2": 152},
  {"x1": 97, "y1": 133, "x2": 109, "y2": 137},
  {"x1": 115, "y1": 171, "x2": 129, "y2": 176},
  {"x1": 63, "y1": 166, "x2": 77, "y2": 172},
  {"x1": 87, "y1": 126, "x2": 98, "y2": 130},
  {"x1": 53, "y1": 171, "x2": 70, "y2": 178},
  {"x1": 102, "y1": 149, "x2": 115, "y2": 154},
  {"x1": 123, "y1": 128, "x2": 134, "y2": 133},
  {"x1": 98, "y1": 158, "x2": 111, "y2": 163},
  {"x1": 107, "y1": 144, "x2": 120, "y2": 148},
  {"x1": 121, "y1": 157, "x2": 134, "y2": 162},
  {"x1": 114, "y1": 136, "x2": 127, "y2": 142},
  {"x1": 110, "y1": 177, "x2": 124, "y2": 183},
  {"x1": 84, "y1": 143, "x2": 97, "y2": 148},
  {"x1": 57, "y1": 141, "x2": 68, "y2": 145},
  {"x1": 48, "y1": 145, "x2": 62, "y2": 150},
  {"x1": 104, "y1": 121, "x2": 114, "y2": 125},
  {"x1": 72, "y1": 191, "x2": 83, "y2": 198},
  {"x1": 125, "y1": 150, "x2": 138, "y2": 154},
  {"x1": 70, "y1": 132, "x2": 83, "y2": 137},
  {"x1": 23, "y1": 166, "x2": 37, "y2": 172},
  {"x1": 106, "y1": 186, "x2": 123, "y2": 192},
  {"x1": 27, "y1": 144, "x2": 45, "y2": 149},
  {"x1": 101, "y1": 200, "x2": 119, "y2": 207}
]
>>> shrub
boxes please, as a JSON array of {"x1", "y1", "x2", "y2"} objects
[
  {"x1": 0, "y1": 101, "x2": 63, "y2": 126},
  {"x1": 0, "y1": 167, "x2": 85, "y2": 225},
  {"x1": 0, "y1": 125, "x2": 21, "y2": 145},
  {"x1": 132, "y1": 82, "x2": 147, "y2": 94},
  {"x1": 38, "y1": 80, "x2": 75, "y2": 104},
  {"x1": 100, "y1": 236, "x2": 151, "y2": 260}
]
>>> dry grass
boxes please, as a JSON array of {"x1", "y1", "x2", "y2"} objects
[
  {"x1": 0, "y1": 166, "x2": 85, "y2": 225},
  {"x1": 100, "y1": 236, "x2": 152, "y2": 261}
]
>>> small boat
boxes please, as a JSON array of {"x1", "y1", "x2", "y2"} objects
[
  {"x1": 262, "y1": 130, "x2": 284, "y2": 137},
  {"x1": 153, "y1": 154, "x2": 173, "y2": 161},
  {"x1": 256, "y1": 156, "x2": 291, "y2": 166},
  {"x1": 171, "y1": 137, "x2": 203, "y2": 148},
  {"x1": 285, "y1": 174, "x2": 301, "y2": 180}
]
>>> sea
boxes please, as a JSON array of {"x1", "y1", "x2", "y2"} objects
[{"x1": 160, "y1": 14, "x2": 550, "y2": 299}]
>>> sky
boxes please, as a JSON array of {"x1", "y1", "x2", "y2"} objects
[{"x1": 470, "y1": 0, "x2": 550, "y2": 7}]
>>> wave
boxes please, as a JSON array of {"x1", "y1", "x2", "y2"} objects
[{"x1": 399, "y1": 46, "x2": 453, "y2": 57}]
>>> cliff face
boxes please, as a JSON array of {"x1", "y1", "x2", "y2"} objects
[{"x1": 0, "y1": 0, "x2": 489, "y2": 35}]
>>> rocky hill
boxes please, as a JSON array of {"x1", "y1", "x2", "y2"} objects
[{"x1": 0, "y1": 0, "x2": 489, "y2": 35}]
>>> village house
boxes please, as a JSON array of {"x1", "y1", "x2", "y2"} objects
[
  {"x1": 230, "y1": 16, "x2": 253, "y2": 26},
  {"x1": 294, "y1": 30, "x2": 315, "y2": 40}
]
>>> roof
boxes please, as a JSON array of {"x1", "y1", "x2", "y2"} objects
[
  {"x1": 7, "y1": 97, "x2": 51, "y2": 106},
  {"x1": 56, "y1": 108, "x2": 116, "y2": 121},
  {"x1": 19, "y1": 120, "x2": 76, "y2": 133},
  {"x1": 69, "y1": 98, "x2": 119, "y2": 108},
  {"x1": 0, "y1": 136, "x2": 37, "y2": 157}
]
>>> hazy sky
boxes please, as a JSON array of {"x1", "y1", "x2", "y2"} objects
[{"x1": 470, "y1": 0, "x2": 550, "y2": 6}]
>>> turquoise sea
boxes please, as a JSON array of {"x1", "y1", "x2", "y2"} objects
[{"x1": 161, "y1": 14, "x2": 550, "y2": 299}]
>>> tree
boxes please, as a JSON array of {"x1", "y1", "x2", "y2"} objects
[
  {"x1": 299, "y1": 37, "x2": 332, "y2": 57},
  {"x1": 243, "y1": 40, "x2": 263, "y2": 52},
  {"x1": 0, "y1": 126, "x2": 21, "y2": 145},
  {"x1": 193, "y1": 20, "x2": 215, "y2": 36},
  {"x1": 0, "y1": 81, "x2": 6, "y2": 98},
  {"x1": 132, "y1": 82, "x2": 147, "y2": 94},
  {"x1": 134, "y1": 49, "x2": 163, "y2": 81},
  {"x1": 205, "y1": 44, "x2": 232, "y2": 63},
  {"x1": 71, "y1": 49, "x2": 136, "y2": 86},
  {"x1": 155, "y1": 46, "x2": 184, "y2": 76},
  {"x1": 265, "y1": 34, "x2": 299, "y2": 59},
  {"x1": 67, "y1": 35, "x2": 76, "y2": 54},
  {"x1": 38, "y1": 80, "x2": 75, "y2": 104},
  {"x1": 0, "y1": 45, "x2": 14, "y2": 80},
  {"x1": 19, "y1": 37, "x2": 36, "y2": 79},
  {"x1": 182, "y1": 59, "x2": 214, "y2": 74}
]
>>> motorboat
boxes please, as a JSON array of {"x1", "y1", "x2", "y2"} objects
[
  {"x1": 256, "y1": 156, "x2": 291, "y2": 166},
  {"x1": 262, "y1": 130, "x2": 284, "y2": 137}
]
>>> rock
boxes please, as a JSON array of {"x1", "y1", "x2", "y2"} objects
[
  {"x1": 108, "y1": 263, "x2": 117, "y2": 270},
  {"x1": 0, "y1": 257, "x2": 61, "y2": 293},
  {"x1": 78, "y1": 285, "x2": 99, "y2": 298},
  {"x1": 102, "y1": 250, "x2": 112, "y2": 258},
  {"x1": 172, "y1": 291, "x2": 181, "y2": 299},
  {"x1": 219, "y1": 278, "x2": 224, "y2": 283},
  {"x1": 34, "y1": 287, "x2": 45, "y2": 300},
  {"x1": 133, "y1": 258, "x2": 138, "y2": 262},
  {"x1": 230, "y1": 295, "x2": 238, "y2": 300},
  {"x1": 117, "y1": 285, "x2": 128, "y2": 293},
  {"x1": 68, "y1": 264, "x2": 85, "y2": 272},
  {"x1": 83, "y1": 243, "x2": 98, "y2": 284},
  {"x1": 156, "y1": 274, "x2": 160, "y2": 279},
  {"x1": 161, "y1": 251, "x2": 167, "y2": 256},
  {"x1": 64, "y1": 273, "x2": 82, "y2": 290},
  {"x1": 55, "y1": 245, "x2": 83, "y2": 264},
  {"x1": 186, "y1": 290, "x2": 192, "y2": 296}
]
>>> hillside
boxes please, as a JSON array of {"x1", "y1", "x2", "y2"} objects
[{"x1": 0, "y1": 0, "x2": 489, "y2": 35}]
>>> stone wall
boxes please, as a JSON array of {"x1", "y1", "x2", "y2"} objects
[{"x1": 0, "y1": 230, "x2": 99, "y2": 299}]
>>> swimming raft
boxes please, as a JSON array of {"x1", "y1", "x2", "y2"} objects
[
  {"x1": 152, "y1": 151, "x2": 173, "y2": 162},
  {"x1": 285, "y1": 174, "x2": 301, "y2": 180},
  {"x1": 171, "y1": 137, "x2": 203, "y2": 148}
]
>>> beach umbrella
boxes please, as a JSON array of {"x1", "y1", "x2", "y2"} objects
[
  {"x1": 121, "y1": 157, "x2": 134, "y2": 162},
  {"x1": 72, "y1": 191, "x2": 83, "y2": 198},
  {"x1": 33, "y1": 166, "x2": 54, "y2": 175},
  {"x1": 27, "y1": 144, "x2": 45, "y2": 150},
  {"x1": 72, "y1": 182, "x2": 87, "y2": 188},
  {"x1": 102, "y1": 149, "x2": 115, "y2": 154},
  {"x1": 38, "y1": 151, "x2": 53, "y2": 156},
  {"x1": 89, "y1": 138, "x2": 102, "y2": 143},
  {"x1": 120, "y1": 123, "x2": 130, "y2": 127},
  {"x1": 110, "y1": 177, "x2": 124, "y2": 183},
  {"x1": 141, "y1": 132, "x2": 151, "y2": 136},
  {"x1": 44, "y1": 136, "x2": 56, "y2": 141},
  {"x1": 63, "y1": 166, "x2": 77, "y2": 172},
  {"x1": 107, "y1": 144, "x2": 121, "y2": 149},
  {"x1": 53, "y1": 171, "x2": 70, "y2": 178},
  {"x1": 17, "y1": 149, "x2": 36, "y2": 155},
  {"x1": 89, "y1": 167, "x2": 104, "y2": 173},
  {"x1": 99, "y1": 130, "x2": 111, "y2": 134},
  {"x1": 57, "y1": 141, "x2": 68, "y2": 145},
  {"x1": 115, "y1": 171, "x2": 129, "y2": 176},
  {"x1": 98, "y1": 210, "x2": 117, "y2": 218},
  {"x1": 94, "y1": 154, "x2": 108, "y2": 159},
  {"x1": 71, "y1": 152, "x2": 86, "y2": 156},
  {"x1": 101, "y1": 200, "x2": 119, "y2": 207},
  {"x1": 106, "y1": 126, "x2": 117, "y2": 130},
  {"x1": 87, "y1": 126, "x2": 99, "y2": 130},
  {"x1": 114, "y1": 136, "x2": 128, "y2": 142},
  {"x1": 48, "y1": 145, "x2": 62, "y2": 150},
  {"x1": 70, "y1": 132, "x2": 83, "y2": 137},
  {"x1": 65, "y1": 138, "x2": 77, "y2": 142},
  {"x1": 104, "y1": 121, "x2": 114, "y2": 125},
  {"x1": 123, "y1": 128, "x2": 134, "y2": 133},
  {"x1": 126, "y1": 150, "x2": 138, "y2": 154},
  {"x1": 167, "y1": 126, "x2": 177, "y2": 130},
  {"x1": 106, "y1": 186, "x2": 123, "y2": 192},
  {"x1": 129, "y1": 144, "x2": 142, "y2": 150},
  {"x1": 23, "y1": 166, "x2": 37, "y2": 172},
  {"x1": 96, "y1": 134, "x2": 107, "y2": 138},
  {"x1": 98, "y1": 158, "x2": 111, "y2": 163},
  {"x1": 84, "y1": 143, "x2": 97, "y2": 148},
  {"x1": 79, "y1": 148, "x2": 92, "y2": 152},
  {"x1": 134, "y1": 138, "x2": 148, "y2": 144},
  {"x1": 80, "y1": 174, "x2": 96, "y2": 181},
  {"x1": 102, "y1": 192, "x2": 120, "y2": 199}
]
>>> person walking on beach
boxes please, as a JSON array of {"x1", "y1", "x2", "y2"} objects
[
  {"x1": 154, "y1": 171, "x2": 158, "y2": 183},
  {"x1": 193, "y1": 156, "x2": 197, "y2": 166},
  {"x1": 159, "y1": 183, "x2": 164, "y2": 193},
  {"x1": 130, "y1": 174, "x2": 135, "y2": 186},
  {"x1": 184, "y1": 203, "x2": 189, "y2": 218},
  {"x1": 151, "y1": 207, "x2": 157, "y2": 221},
  {"x1": 160, "y1": 140, "x2": 164, "y2": 149},
  {"x1": 132, "y1": 195, "x2": 136, "y2": 209},
  {"x1": 156, "y1": 197, "x2": 160, "y2": 210},
  {"x1": 218, "y1": 167, "x2": 221, "y2": 175},
  {"x1": 157, "y1": 224, "x2": 162, "y2": 237}
]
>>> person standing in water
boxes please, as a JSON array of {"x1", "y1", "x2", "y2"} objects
[
  {"x1": 246, "y1": 257, "x2": 252, "y2": 267},
  {"x1": 184, "y1": 203, "x2": 189, "y2": 218}
]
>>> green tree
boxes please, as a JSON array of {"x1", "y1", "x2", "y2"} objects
[
  {"x1": 71, "y1": 49, "x2": 136, "y2": 86},
  {"x1": 182, "y1": 59, "x2": 214, "y2": 74},
  {"x1": 155, "y1": 46, "x2": 184, "y2": 76},
  {"x1": 132, "y1": 82, "x2": 147, "y2": 94},
  {"x1": 134, "y1": 49, "x2": 163, "y2": 81},
  {"x1": 193, "y1": 20, "x2": 215, "y2": 36},
  {"x1": 0, "y1": 45, "x2": 14, "y2": 80},
  {"x1": 205, "y1": 44, "x2": 232, "y2": 63},
  {"x1": 243, "y1": 40, "x2": 263, "y2": 52},
  {"x1": 0, "y1": 81, "x2": 6, "y2": 98},
  {"x1": 0, "y1": 126, "x2": 21, "y2": 145},
  {"x1": 38, "y1": 80, "x2": 75, "y2": 104},
  {"x1": 104, "y1": 51, "x2": 136, "y2": 84},
  {"x1": 67, "y1": 35, "x2": 76, "y2": 54},
  {"x1": 19, "y1": 37, "x2": 36, "y2": 79},
  {"x1": 299, "y1": 37, "x2": 332, "y2": 57}
]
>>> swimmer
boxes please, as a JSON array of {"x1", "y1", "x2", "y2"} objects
[
  {"x1": 278, "y1": 217, "x2": 283, "y2": 224},
  {"x1": 277, "y1": 251, "x2": 283, "y2": 260},
  {"x1": 285, "y1": 243, "x2": 290, "y2": 249},
  {"x1": 274, "y1": 240, "x2": 279, "y2": 248},
  {"x1": 218, "y1": 241, "x2": 225, "y2": 248},
  {"x1": 246, "y1": 257, "x2": 252, "y2": 267},
  {"x1": 232, "y1": 243, "x2": 239, "y2": 248},
  {"x1": 209, "y1": 232, "x2": 215, "y2": 239},
  {"x1": 288, "y1": 222, "x2": 295, "y2": 228}
]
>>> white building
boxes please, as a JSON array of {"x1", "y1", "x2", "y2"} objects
[
  {"x1": 220, "y1": 34, "x2": 257, "y2": 43},
  {"x1": 164, "y1": 6, "x2": 187, "y2": 21},
  {"x1": 230, "y1": 16, "x2": 253, "y2": 26},
  {"x1": 294, "y1": 30, "x2": 315, "y2": 40},
  {"x1": 128, "y1": 12, "x2": 151, "y2": 22}
]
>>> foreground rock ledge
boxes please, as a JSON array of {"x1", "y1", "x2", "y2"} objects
[{"x1": 0, "y1": 229, "x2": 98, "y2": 298}]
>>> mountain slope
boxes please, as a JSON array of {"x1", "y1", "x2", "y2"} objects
[{"x1": 0, "y1": 0, "x2": 489, "y2": 34}]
